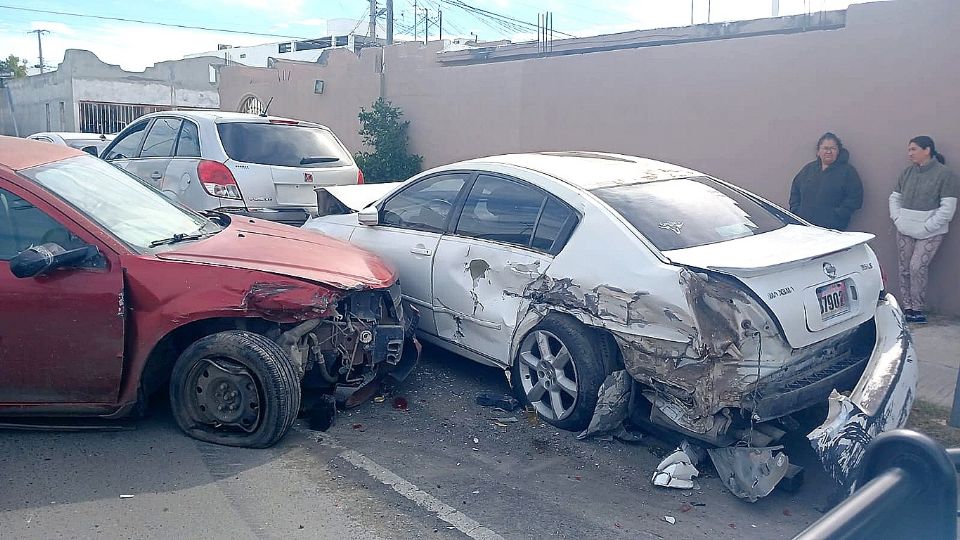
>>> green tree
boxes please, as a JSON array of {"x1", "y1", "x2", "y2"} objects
[
  {"x1": 354, "y1": 98, "x2": 423, "y2": 183},
  {"x1": 1, "y1": 55, "x2": 28, "y2": 78}
]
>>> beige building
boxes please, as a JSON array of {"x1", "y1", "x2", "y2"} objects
[{"x1": 219, "y1": 0, "x2": 960, "y2": 315}]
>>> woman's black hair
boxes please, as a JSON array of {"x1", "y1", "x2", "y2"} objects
[
  {"x1": 817, "y1": 132, "x2": 843, "y2": 153},
  {"x1": 910, "y1": 135, "x2": 946, "y2": 164}
]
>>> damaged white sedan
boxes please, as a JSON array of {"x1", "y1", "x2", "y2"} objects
[{"x1": 303, "y1": 152, "x2": 917, "y2": 492}]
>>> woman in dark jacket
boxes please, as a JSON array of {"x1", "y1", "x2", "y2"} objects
[{"x1": 789, "y1": 132, "x2": 864, "y2": 230}]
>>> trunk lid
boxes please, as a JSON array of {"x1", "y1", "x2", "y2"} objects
[
  {"x1": 664, "y1": 225, "x2": 882, "y2": 348},
  {"x1": 271, "y1": 163, "x2": 359, "y2": 207}
]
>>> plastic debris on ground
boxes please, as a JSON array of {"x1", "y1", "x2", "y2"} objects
[
  {"x1": 651, "y1": 445, "x2": 700, "y2": 490},
  {"x1": 475, "y1": 392, "x2": 520, "y2": 411},
  {"x1": 707, "y1": 445, "x2": 790, "y2": 502},
  {"x1": 577, "y1": 370, "x2": 642, "y2": 442},
  {"x1": 664, "y1": 516, "x2": 676, "y2": 524}
]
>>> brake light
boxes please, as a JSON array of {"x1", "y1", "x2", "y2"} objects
[
  {"x1": 197, "y1": 160, "x2": 242, "y2": 199},
  {"x1": 357, "y1": 168, "x2": 365, "y2": 185},
  {"x1": 268, "y1": 119, "x2": 300, "y2": 125}
]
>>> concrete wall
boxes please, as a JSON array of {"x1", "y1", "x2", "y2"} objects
[
  {"x1": 0, "y1": 49, "x2": 222, "y2": 136},
  {"x1": 218, "y1": 0, "x2": 960, "y2": 315}
]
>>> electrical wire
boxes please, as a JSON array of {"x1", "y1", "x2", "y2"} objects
[{"x1": 0, "y1": 3, "x2": 313, "y2": 39}]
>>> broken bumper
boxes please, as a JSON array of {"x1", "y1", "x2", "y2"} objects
[{"x1": 807, "y1": 293, "x2": 918, "y2": 487}]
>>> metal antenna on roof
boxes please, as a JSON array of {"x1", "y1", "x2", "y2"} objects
[{"x1": 260, "y1": 96, "x2": 274, "y2": 117}]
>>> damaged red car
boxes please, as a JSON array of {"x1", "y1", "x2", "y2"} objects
[{"x1": 0, "y1": 136, "x2": 417, "y2": 448}]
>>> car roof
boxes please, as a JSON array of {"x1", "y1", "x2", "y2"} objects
[
  {"x1": 138, "y1": 110, "x2": 326, "y2": 128},
  {"x1": 461, "y1": 152, "x2": 702, "y2": 190},
  {"x1": 0, "y1": 135, "x2": 83, "y2": 171}
]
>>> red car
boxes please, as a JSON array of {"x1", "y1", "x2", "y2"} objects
[{"x1": 0, "y1": 136, "x2": 417, "y2": 447}]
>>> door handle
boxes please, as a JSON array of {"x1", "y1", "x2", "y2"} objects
[
  {"x1": 410, "y1": 246, "x2": 432, "y2": 256},
  {"x1": 150, "y1": 171, "x2": 162, "y2": 180}
]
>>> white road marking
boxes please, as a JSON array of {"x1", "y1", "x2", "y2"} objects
[{"x1": 295, "y1": 426, "x2": 504, "y2": 540}]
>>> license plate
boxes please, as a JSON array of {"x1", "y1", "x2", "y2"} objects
[{"x1": 817, "y1": 281, "x2": 850, "y2": 321}]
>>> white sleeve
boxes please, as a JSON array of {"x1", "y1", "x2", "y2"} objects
[
  {"x1": 888, "y1": 192, "x2": 903, "y2": 220},
  {"x1": 926, "y1": 197, "x2": 958, "y2": 231}
]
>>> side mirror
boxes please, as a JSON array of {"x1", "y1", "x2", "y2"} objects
[
  {"x1": 10, "y1": 243, "x2": 99, "y2": 278},
  {"x1": 358, "y1": 206, "x2": 379, "y2": 226},
  {"x1": 81, "y1": 146, "x2": 98, "y2": 156}
]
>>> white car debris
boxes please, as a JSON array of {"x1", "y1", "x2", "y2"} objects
[{"x1": 303, "y1": 151, "x2": 918, "y2": 498}]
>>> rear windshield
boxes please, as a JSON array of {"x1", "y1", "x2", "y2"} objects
[
  {"x1": 591, "y1": 177, "x2": 787, "y2": 251},
  {"x1": 217, "y1": 122, "x2": 352, "y2": 168}
]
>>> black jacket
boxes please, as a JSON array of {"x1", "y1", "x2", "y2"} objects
[{"x1": 789, "y1": 148, "x2": 863, "y2": 230}]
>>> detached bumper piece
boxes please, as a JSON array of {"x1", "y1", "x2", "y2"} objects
[{"x1": 807, "y1": 294, "x2": 918, "y2": 489}]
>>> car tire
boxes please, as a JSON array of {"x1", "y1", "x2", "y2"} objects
[
  {"x1": 511, "y1": 314, "x2": 607, "y2": 432},
  {"x1": 170, "y1": 330, "x2": 301, "y2": 448}
]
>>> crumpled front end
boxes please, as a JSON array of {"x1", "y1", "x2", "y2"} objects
[
  {"x1": 245, "y1": 279, "x2": 420, "y2": 407},
  {"x1": 807, "y1": 293, "x2": 917, "y2": 488}
]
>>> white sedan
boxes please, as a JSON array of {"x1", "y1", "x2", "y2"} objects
[{"x1": 304, "y1": 152, "x2": 916, "y2": 488}]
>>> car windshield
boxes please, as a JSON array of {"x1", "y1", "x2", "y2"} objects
[
  {"x1": 591, "y1": 177, "x2": 787, "y2": 251},
  {"x1": 20, "y1": 155, "x2": 218, "y2": 252},
  {"x1": 217, "y1": 122, "x2": 351, "y2": 168}
]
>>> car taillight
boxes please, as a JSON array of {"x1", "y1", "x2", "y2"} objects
[
  {"x1": 197, "y1": 160, "x2": 242, "y2": 199},
  {"x1": 357, "y1": 169, "x2": 365, "y2": 185}
]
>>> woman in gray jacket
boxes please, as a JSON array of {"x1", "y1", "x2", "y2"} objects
[{"x1": 889, "y1": 136, "x2": 959, "y2": 323}]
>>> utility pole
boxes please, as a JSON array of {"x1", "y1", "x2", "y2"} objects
[
  {"x1": 414, "y1": 0, "x2": 418, "y2": 41},
  {"x1": 29, "y1": 29, "x2": 49, "y2": 74},
  {"x1": 438, "y1": 9, "x2": 442, "y2": 41},
  {"x1": 386, "y1": 0, "x2": 394, "y2": 44},
  {"x1": 423, "y1": 8, "x2": 428, "y2": 44},
  {"x1": 368, "y1": 0, "x2": 377, "y2": 39},
  {"x1": 772, "y1": 0, "x2": 780, "y2": 17}
]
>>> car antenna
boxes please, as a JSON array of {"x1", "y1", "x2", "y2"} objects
[{"x1": 260, "y1": 97, "x2": 274, "y2": 117}]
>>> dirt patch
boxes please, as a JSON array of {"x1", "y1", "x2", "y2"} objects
[{"x1": 906, "y1": 399, "x2": 960, "y2": 448}]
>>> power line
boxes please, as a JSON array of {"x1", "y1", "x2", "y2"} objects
[{"x1": 0, "y1": 4, "x2": 313, "y2": 39}]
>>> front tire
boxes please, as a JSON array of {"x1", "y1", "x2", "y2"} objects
[
  {"x1": 511, "y1": 315, "x2": 606, "y2": 431},
  {"x1": 170, "y1": 330, "x2": 301, "y2": 448}
]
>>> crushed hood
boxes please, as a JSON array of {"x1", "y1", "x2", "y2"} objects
[
  {"x1": 317, "y1": 182, "x2": 403, "y2": 213},
  {"x1": 156, "y1": 217, "x2": 397, "y2": 290}
]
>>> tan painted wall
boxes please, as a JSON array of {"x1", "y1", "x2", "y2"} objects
[{"x1": 219, "y1": 0, "x2": 960, "y2": 315}]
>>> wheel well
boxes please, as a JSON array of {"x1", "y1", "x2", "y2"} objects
[
  {"x1": 533, "y1": 311, "x2": 624, "y2": 374},
  {"x1": 139, "y1": 317, "x2": 276, "y2": 399}
]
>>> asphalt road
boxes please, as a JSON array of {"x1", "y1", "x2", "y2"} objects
[{"x1": 0, "y1": 345, "x2": 838, "y2": 539}]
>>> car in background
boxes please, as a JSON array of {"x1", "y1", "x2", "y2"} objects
[
  {"x1": 304, "y1": 151, "x2": 917, "y2": 490},
  {"x1": 0, "y1": 136, "x2": 415, "y2": 448},
  {"x1": 27, "y1": 132, "x2": 115, "y2": 156},
  {"x1": 101, "y1": 111, "x2": 362, "y2": 226}
]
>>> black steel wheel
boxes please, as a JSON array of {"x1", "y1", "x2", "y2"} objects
[{"x1": 170, "y1": 330, "x2": 300, "y2": 448}]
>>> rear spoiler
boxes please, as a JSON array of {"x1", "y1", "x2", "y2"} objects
[{"x1": 314, "y1": 182, "x2": 403, "y2": 216}]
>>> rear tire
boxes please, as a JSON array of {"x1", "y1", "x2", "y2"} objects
[
  {"x1": 170, "y1": 330, "x2": 301, "y2": 448},
  {"x1": 511, "y1": 314, "x2": 607, "y2": 431}
]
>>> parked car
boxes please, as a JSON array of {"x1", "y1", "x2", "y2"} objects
[
  {"x1": 101, "y1": 111, "x2": 362, "y2": 226},
  {"x1": 304, "y1": 151, "x2": 917, "y2": 488},
  {"x1": 0, "y1": 136, "x2": 415, "y2": 448},
  {"x1": 27, "y1": 132, "x2": 115, "y2": 156}
]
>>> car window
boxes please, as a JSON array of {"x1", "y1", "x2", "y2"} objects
[
  {"x1": 380, "y1": 173, "x2": 469, "y2": 233},
  {"x1": 21, "y1": 155, "x2": 215, "y2": 253},
  {"x1": 0, "y1": 188, "x2": 80, "y2": 260},
  {"x1": 455, "y1": 175, "x2": 546, "y2": 248},
  {"x1": 591, "y1": 177, "x2": 787, "y2": 251},
  {"x1": 176, "y1": 120, "x2": 201, "y2": 157},
  {"x1": 217, "y1": 122, "x2": 351, "y2": 167},
  {"x1": 140, "y1": 118, "x2": 182, "y2": 158},
  {"x1": 103, "y1": 120, "x2": 149, "y2": 160},
  {"x1": 531, "y1": 197, "x2": 578, "y2": 253}
]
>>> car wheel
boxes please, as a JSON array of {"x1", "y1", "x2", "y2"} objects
[
  {"x1": 512, "y1": 315, "x2": 606, "y2": 431},
  {"x1": 170, "y1": 330, "x2": 301, "y2": 448}
]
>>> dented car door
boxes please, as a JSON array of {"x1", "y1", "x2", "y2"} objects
[
  {"x1": 432, "y1": 174, "x2": 577, "y2": 364},
  {"x1": 0, "y1": 183, "x2": 125, "y2": 403}
]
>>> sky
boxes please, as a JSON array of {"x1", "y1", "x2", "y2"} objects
[{"x1": 0, "y1": 0, "x2": 883, "y2": 73}]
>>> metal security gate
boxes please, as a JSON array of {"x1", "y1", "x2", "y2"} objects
[{"x1": 77, "y1": 101, "x2": 171, "y2": 134}]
